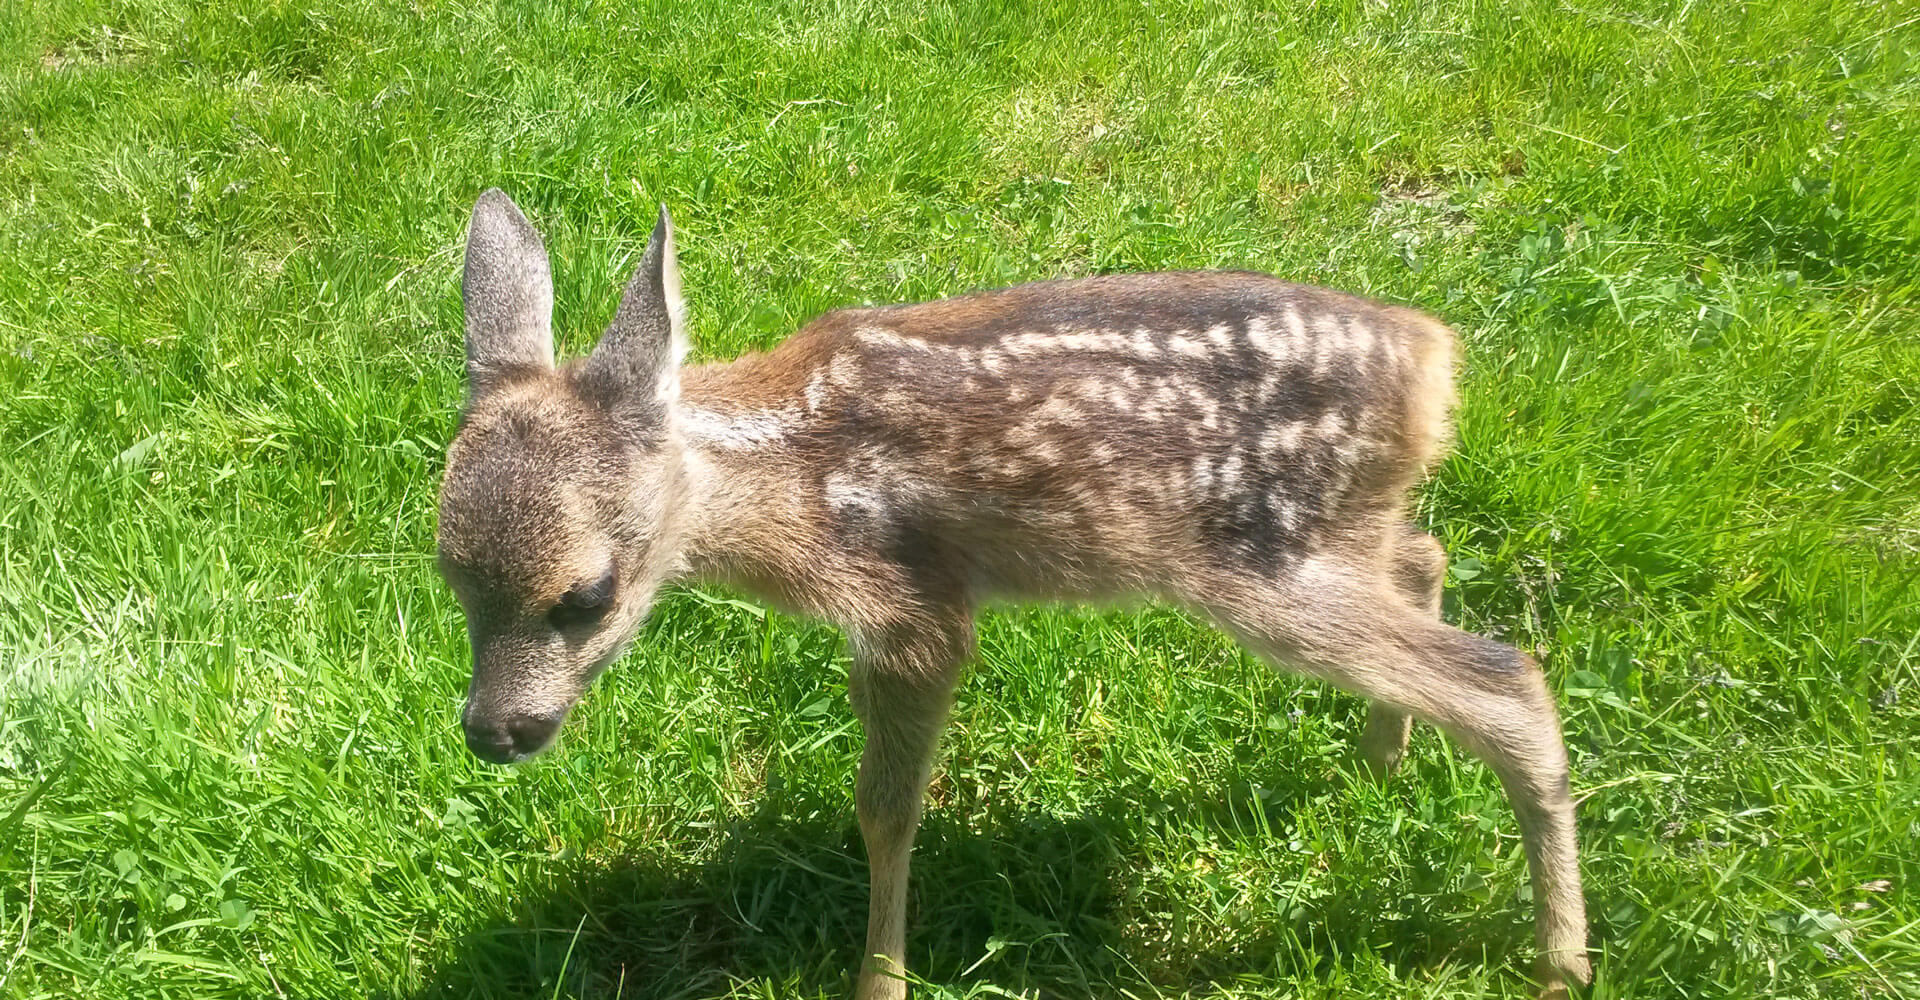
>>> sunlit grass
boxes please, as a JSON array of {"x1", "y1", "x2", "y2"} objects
[{"x1": 1, "y1": 1, "x2": 1916, "y2": 997}]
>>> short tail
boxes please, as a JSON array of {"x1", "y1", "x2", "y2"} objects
[{"x1": 1399, "y1": 310, "x2": 1458, "y2": 478}]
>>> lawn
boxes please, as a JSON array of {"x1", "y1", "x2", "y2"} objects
[{"x1": 2, "y1": 0, "x2": 1917, "y2": 997}]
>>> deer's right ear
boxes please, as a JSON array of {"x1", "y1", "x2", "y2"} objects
[{"x1": 462, "y1": 188, "x2": 555, "y2": 397}]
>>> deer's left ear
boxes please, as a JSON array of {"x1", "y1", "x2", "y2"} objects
[{"x1": 581, "y1": 206, "x2": 686, "y2": 428}]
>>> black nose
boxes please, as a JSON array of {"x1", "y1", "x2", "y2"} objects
[{"x1": 463, "y1": 712, "x2": 562, "y2": 764}]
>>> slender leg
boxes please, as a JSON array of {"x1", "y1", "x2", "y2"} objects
[
  {"x1": 1357, "y1": 705, "x2": 1415, "y2": 780},
  {"x1": 847, "y1": 613, "x2": 973, "y2": 1000},
  {"x1": 1359, "y1": 525, "x2": 1449, "y2": 780},
  {"x1": 1202, "y1": 570, "x2": 1590, "y2": 996}
]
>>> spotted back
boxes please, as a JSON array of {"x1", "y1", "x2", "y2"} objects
[{"x1": 674, "y1": 271, "x2": 1455, "y2": 619}]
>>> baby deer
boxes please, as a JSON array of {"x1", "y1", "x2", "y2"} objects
[{"x1": 436, "y1": 190, "x2": 1591, "y2": 998}]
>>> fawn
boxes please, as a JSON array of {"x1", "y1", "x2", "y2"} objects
[{"x1": 436, "y1": 190, "x2": 1592, "y2": 998}]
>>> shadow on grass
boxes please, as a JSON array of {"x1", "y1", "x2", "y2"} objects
[{"x1": 399, "y1": 778, "x2": 1533, "y2": 999}]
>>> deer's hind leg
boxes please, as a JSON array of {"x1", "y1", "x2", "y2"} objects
[
  {"x1": 1358, "y1": 524, "x2": 1450, "y2": 780},
  {"x1": 1197, "y1": 564, "x2": 1590, "y2": 996}
]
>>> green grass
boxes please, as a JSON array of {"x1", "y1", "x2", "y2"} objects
[{"x1": 2, "y1": 0, "x2": 1917, "y2": 997}]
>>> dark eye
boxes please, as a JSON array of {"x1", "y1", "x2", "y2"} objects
[{"x1": 548, "y1": 567, "x2": 616, "y2": 630}]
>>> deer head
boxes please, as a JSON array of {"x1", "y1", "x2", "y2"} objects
[{"x1": 437, "y1": 189, "x2": 690, "y2": 763}]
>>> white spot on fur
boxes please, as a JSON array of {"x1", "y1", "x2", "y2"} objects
[
  {"x1": 1027, "y1": 392, "x2": 1086, "y2": 427},
  {"x1": 1002, "y1": 330, "x2": 1135, "y2": 356},
  {"x1": 1274, "y1": 420, "x2": 1309, "y2": 452},
  {"x1": 879, "y1": 388, "x2": 919, "y2": 413},
  {"x1": 855, "y1": 326, "x2": 930, "y2": 352},
  {"x1": 1191, "y1": 454, "x2": 1214, "y2": 492},
  {"x1": 824, "y1": 473, "x2": 889, "y2": 518},
  {"x1": 1165, "y1": 331, "x2": 1208, "y2": 358},
  {"x1": 1257, "y1": 422, "x2": 1293, "y2": 454},
  {"x1": 1015, "y1": 433, "x2": 1066, "y2": 465},
  {"x1": 1136, "y1": 380, "x2": 1171, "y2": 423},
  {"x1": 1284, "y1": 308, "x2": 1308, "y2": 353},
  {"x1": 680, "y1": 405, "x2": 795, "y2": 449},
  {"x1": 1191, "y1": 390, "x2": 1222, "y2": 431},
  {"x1": 1346, "y1": 318, "x2": 1375, "y2": 362},
  {"x1": 1246, "y1": 315, "x2": 1287, "y2": 360},
  {"x1": 1312, "y1": 314, "x2": 1343, "y2": 376},
  {"x1": 1215, "y1": 452, "x2": 1245, "y2": 494},
  {"x1": 826, "y1": 353, "x2": 862, "y2": 390},
  {"x1": 998, "y1": 332, "x2": 1041, "y2": 356},
  {"x1": 1270, "y1": 496, "x2": 1297, "y2": 530}
]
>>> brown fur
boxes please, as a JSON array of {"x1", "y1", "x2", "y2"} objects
[{"x1": 436, "y1": 191, "x2": 1592, "y2": 998}]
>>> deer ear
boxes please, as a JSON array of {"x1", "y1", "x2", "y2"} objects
[
  {"x1": 581, "y1": 205, "x2": 685, "y2": 427},
  {"x1": 462, "y1": 189, "x2": 555, "y2": 397}
]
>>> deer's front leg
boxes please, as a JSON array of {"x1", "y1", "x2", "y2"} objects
[{"x1": 847, "y1": 615, "x2": 973, "y2": 1000}]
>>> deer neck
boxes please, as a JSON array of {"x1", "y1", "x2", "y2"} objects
[{"x1": 665, "y1": 361, "x2": 826, "y2": 604}]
